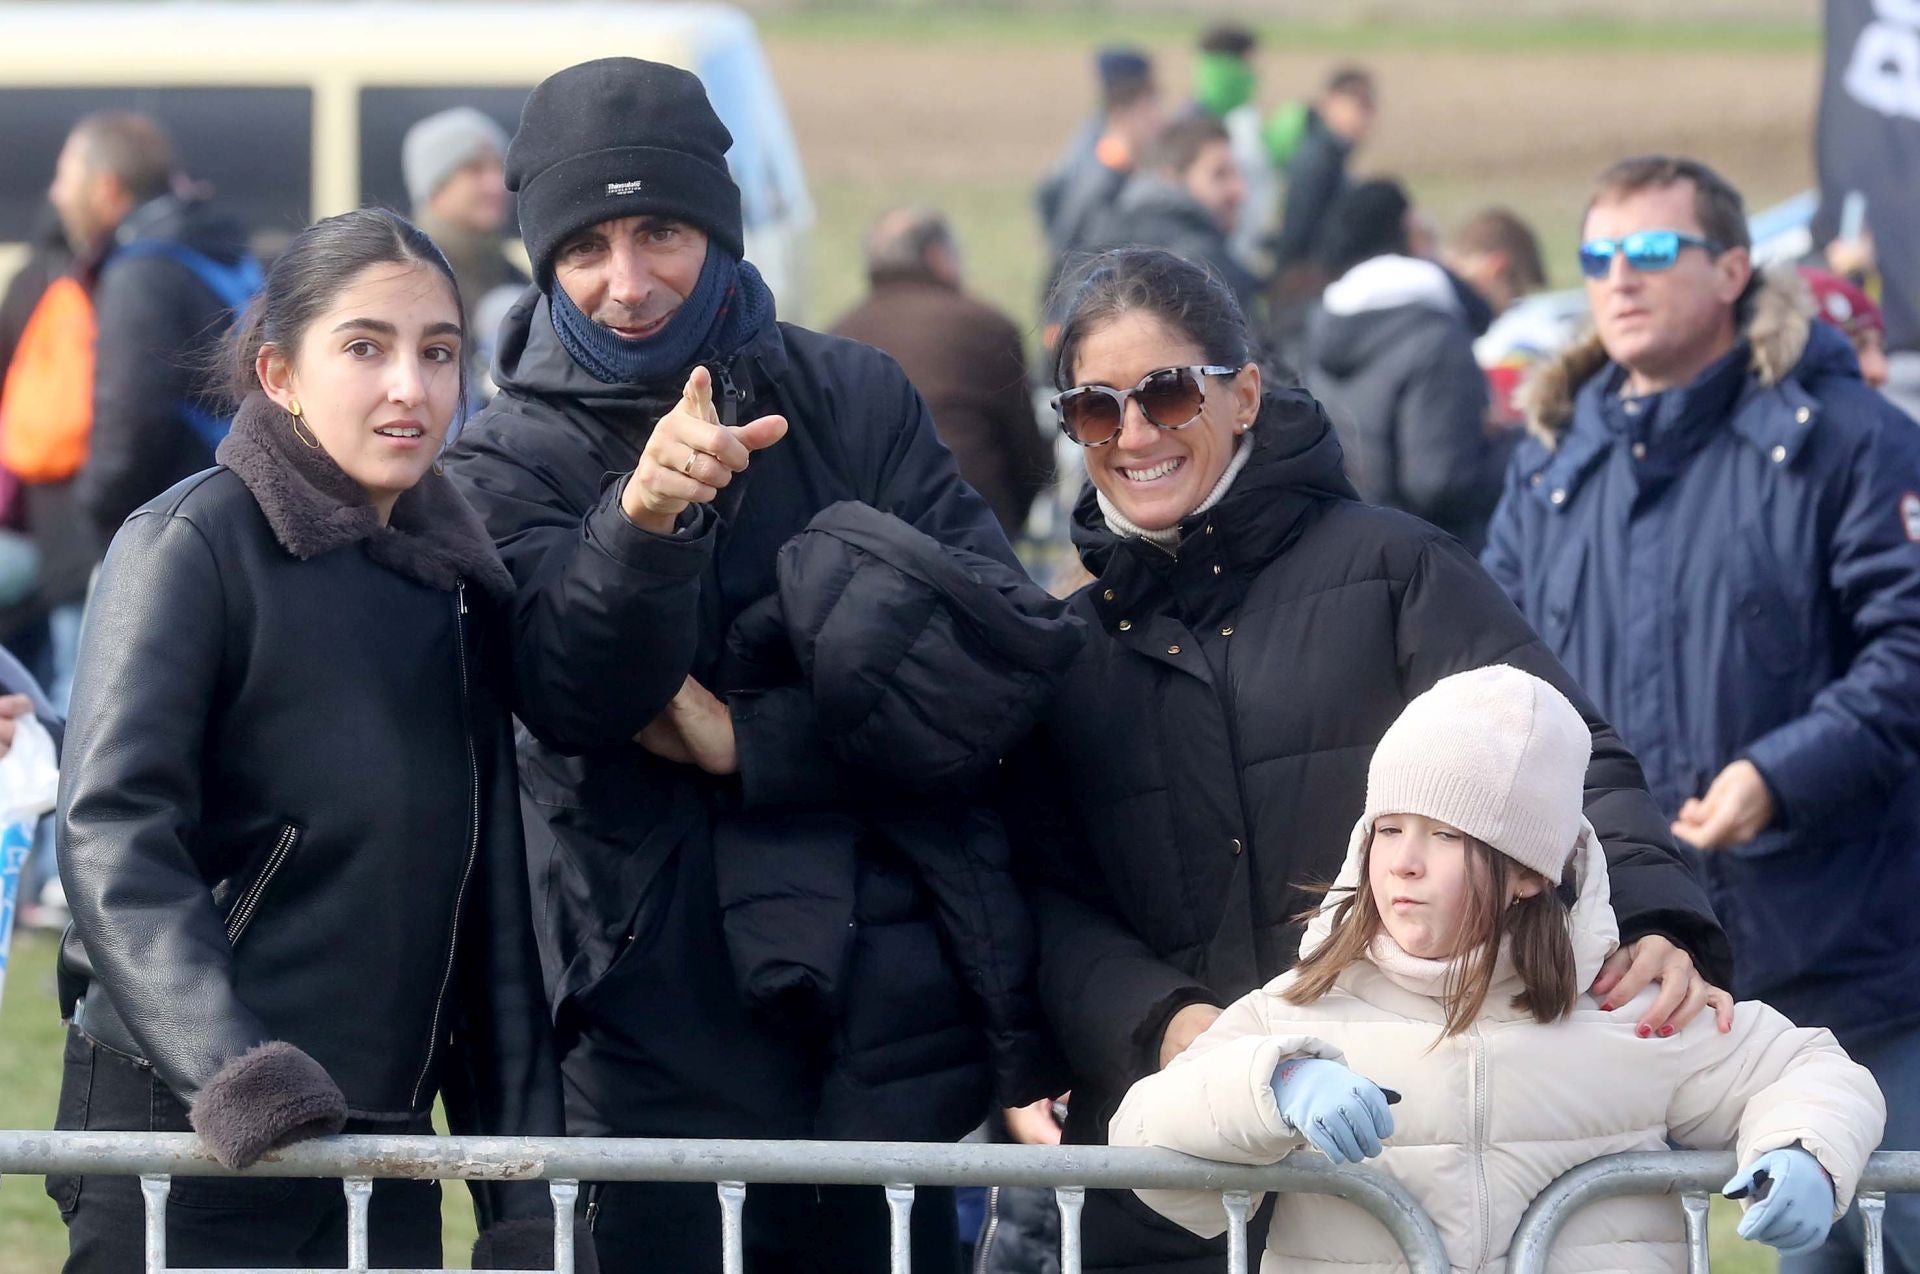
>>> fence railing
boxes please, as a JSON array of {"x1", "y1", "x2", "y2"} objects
[
  {"x1": 1508, "y1": 1150, "x2": 1920, "y2": 1274},
  {"x1": 7, "y1": 1132, "x2": 1914, "y2": 1274},
  {"x1": 0, "y1": 1130, "x2": 1450, "y2": 1274}
]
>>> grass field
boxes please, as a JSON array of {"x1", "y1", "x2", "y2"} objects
[
  {"x1": 0, "y1": 10, "x2": 1822, "y2": 1269},
  {"x1": 777, "y1": 13, "x2": 1820, "y2": 331}
]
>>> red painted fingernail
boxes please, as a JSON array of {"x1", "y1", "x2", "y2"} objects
[
  {"x1": 1635, "y1": 1024, "x2": 1652, "y2": 1038},
  {"x1": 1658, "y1": 1026, "x2": 1674, "y2": 1038},
  {"x1": 1599, "y1": 1002, "x2": 1613, "y2": 1012}
]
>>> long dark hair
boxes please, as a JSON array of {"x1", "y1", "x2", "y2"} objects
[
  {"x1": 227, "y1": 207, "x2": 466, "y2": 407},
  {"x1": 1285, "y1": 830, "x2": 1578, "y2": 1040},
  {"x1": 1050, "y1": 247, "x2": 1251, "y2": 390}
]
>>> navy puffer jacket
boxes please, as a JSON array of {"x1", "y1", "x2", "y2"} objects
[{"x1": 1483, "y1": 274, "x2": 1920, "y2": 1048}]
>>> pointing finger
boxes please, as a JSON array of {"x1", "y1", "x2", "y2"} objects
[{"x1": 681, "y1": 366, "x2": 716, "y2": 422}]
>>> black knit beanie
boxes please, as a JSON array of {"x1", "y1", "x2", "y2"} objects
[{"x1": 507, "y1": 58, "x2": 744, "y2": 285}]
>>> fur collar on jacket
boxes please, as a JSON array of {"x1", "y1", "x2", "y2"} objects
[
  {"x1": 216, "y1": 394, "x2": 513, "y2": 602},
  {"x1": 1520, "y1": 266, "x2": 1816, "y2": 449}
]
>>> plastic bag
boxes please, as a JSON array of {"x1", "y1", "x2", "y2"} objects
[{"x1": 0, "y1": 714, "x2": 63, "y2": 1014}]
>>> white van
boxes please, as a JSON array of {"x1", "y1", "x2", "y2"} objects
[{"x1": 0, "y1": 1, "x2": 815, "y2": 316}]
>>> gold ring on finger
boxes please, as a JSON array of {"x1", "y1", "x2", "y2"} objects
[{"x1": 683, "y1": 449, "x2": 700, "y2": 477}]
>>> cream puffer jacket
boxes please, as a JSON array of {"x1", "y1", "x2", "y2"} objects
[{"x1": 1110, "y1": 819, "x2": 1886, "y2": 1273}]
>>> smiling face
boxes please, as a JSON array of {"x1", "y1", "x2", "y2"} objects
[
  {"x1": 257, "y1": 261, "x2": 463, "y2": 523},
  {"x1": 552, "y1": 215, "x2": 709, "y2": 341},
  {"x1": 1069, "y1": 309, "x2": 1259, "y2": 532},
  {"x1": 1582, "y1": 180, "x2": 1750, "y2": 395}
]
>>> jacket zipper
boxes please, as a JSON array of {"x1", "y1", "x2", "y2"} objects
[
  {"x1": 410, "y1": 580, "x2": 482, "y2": 1108},
  {"x1": 1469, "y1": 1024, "x2": 1492, "y2": 1269},
  {"x1": 224, "y1": 824, "x2": 299, "y2": 946},
  {"x1": 714, "y1": 360, "x2": 744, "y2": 427},
  {"x1": 973, "y1": 1185, "x2": 1002, "y2": 1274}
]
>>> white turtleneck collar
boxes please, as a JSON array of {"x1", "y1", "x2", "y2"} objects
[
  {"x1": 1366, "y1": 932, "x2": 1520, "y2": 1000},
  {"x1": 1096, "y1": 432, "x2": 1255, "y2": 552}
]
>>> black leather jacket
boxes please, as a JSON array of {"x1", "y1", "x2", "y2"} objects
[{"x1": 58, "y1": 397, "x2": 561, "y2": 1171}]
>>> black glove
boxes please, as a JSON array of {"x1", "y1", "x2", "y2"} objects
[
  {"x1": 187, "y1": 1041, "x2": 347, "y2": 1170},
  {"x1": 473, "y1": 1216, "x2": 601, "y2": 1272}
]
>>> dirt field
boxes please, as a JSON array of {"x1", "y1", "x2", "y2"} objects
[{"x1": 770, "y1": 27, "x2": 1821, "y2": 325}]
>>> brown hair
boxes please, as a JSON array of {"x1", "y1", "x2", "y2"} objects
[
  {"x1": 1142, "y1": 114, "x2": 1231, "y2": 179},
  {"x1": 1448, "y1": 207, "x2": 1547, "y2": 295},
  {"x1": 71, "y1": 112, "x2": 175, "y2": 205},
  {"x1": 1324, "y1": 65, "x2": 1376, "y2": 104},
  {"x1": 1284, "y1": 830, "x2": 1578, "y2": 1039},
  {"x1": 1584, "y1": 155, "x2": 1749, "y2": 253}
]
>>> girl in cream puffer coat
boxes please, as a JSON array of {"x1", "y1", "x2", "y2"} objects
[{"x1": 1111, "y1": 666, "x2": 1885, "y2": 1273}]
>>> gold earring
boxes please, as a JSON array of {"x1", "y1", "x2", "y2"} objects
[
  {"x1": 290, "y1": 414, "x2": 321, "y2": 450},
  {"x1": 287, "y1": 398, "x2": 301, "y2": 418}
]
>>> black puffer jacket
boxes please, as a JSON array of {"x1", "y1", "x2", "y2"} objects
[
  {"x1": 76, "y1": 194, "x2": 252, "y2": 541},
  {"x1": 714, "y1": 502, "x2": 1079, "y2": 1132},
  {"x1": 57, "y1": 397, "x2": 560, "y2": 1217},
  {"x1": 445, "y1": 288, "x2": 1020, "y2": 1139},
  {"x1": 1009, "y1": 389, "x2": 1730, "y2": 1274}
]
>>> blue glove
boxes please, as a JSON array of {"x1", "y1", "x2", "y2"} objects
[
  {"x1": 1270, "y1": 1057, "x2": 1394, "y2": 1164},
  {"x1": 1724, "y1": 1147, "x2": 1836, "y2": 1256}
]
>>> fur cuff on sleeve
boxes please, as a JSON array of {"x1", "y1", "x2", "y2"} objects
[
  {"x1": 473, "y1": 1217, "x2": 600, "y2": 1272},
  {"x1": 188, "y1": 1041, "x2": 347, "y2": 1170}
]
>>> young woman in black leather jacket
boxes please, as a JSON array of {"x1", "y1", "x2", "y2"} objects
[{"x1": 49, "y1": 208, "x2": 575, "y2": 1272}]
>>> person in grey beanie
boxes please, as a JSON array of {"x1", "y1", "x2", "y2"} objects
[
  {"x1": 444, "y1": 57, "x2": 1047, "y2": 1274},
  {"x1": 402, "y1": 105, "x2": 526, "y2": 395}
]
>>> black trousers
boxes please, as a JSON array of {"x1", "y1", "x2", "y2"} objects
[
  {"x1": 48, "y1": 1027, "x2": 442, "y2": 1272},
  {"x1": 585, "y1": 1179, "x2": 959, "y2": 1274}
]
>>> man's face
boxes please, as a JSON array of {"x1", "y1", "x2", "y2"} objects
[
  {"x1": 429, "y1": 149, "x2": 510, "y2": 236},
  {"x1": 1582, "y1": 181, "x2": 1750, "y2": 388},
  {"x1": 1444, "y1": 247, "x2": 1512, "y2": 312},
  {"x1": 552, "y1": 216, "x2": 709, "y2": 341},
  {"x1": 1181, "y1": 139, "x2": 1246, "y2": 234},
  {"x1": 48, "y1": 133, "x2": 122, "y2": 254},
  {"x1": 1322, "y1": 90, "x2": 1376, "y2": 145}
]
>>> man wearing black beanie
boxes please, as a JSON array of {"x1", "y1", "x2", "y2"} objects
[{"x1": 446, "y1": 58, "x2": 1037, "y2": 1274}]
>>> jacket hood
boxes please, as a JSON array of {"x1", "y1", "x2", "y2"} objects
[
  {"x1": 216, "y1": 393, "x2": 514, "y2": 601},
  {"x1": 1521, "y1": 266, "x2": 1829, "y2": 447},
  {"x1": 1322, "y1": 254, "x2": 1462, "y2": 320},
  {"x1": 1070, "y1": 387, "x2": 1357, "y2": 579},
  {"x1": 489, "y1": 284, "x2": 790, "y2": 426},
  {"x1": 1111, "y1": 174, "x2": 1223, "y2": 235},
  {"x1": 1299, "y1": 811, "x2": 1619, "y2": 999},
  {"x1": 1308, "y1": 256, "x2": 1467, "y2": 379},
  {"x1": 113, "y1": 193, "x2": 250, "y2": 266}
]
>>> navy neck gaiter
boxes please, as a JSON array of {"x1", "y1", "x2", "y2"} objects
[{"x1": 548, "y1": 249, "x2": 775, "y2": 386}]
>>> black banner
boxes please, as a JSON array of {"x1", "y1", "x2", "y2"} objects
[{"x1": 1817, "y1": 0, "x2": 1920, "y2": 350}]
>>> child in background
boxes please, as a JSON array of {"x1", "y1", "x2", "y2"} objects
[{"x1": 1112, "y1": 665, "x2": 1885, "y2": 1271}]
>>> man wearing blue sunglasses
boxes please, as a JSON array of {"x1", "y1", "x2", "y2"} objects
[{"x1": 1484, "y1": 155, "x2": 1920, "y2": 1274}]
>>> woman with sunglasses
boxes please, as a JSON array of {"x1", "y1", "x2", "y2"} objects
[{"x1": 1008, "y1": 247, "x2": 1733, "y2": 1274}]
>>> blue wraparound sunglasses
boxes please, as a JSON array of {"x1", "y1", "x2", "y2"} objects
[{"x1": 1577, "y1": 229, "x2": 1725, "y2": 280}]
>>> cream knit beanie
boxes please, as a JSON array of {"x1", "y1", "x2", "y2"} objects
[{"x1": 1364, "y1": 665, "x2": 1590, "y2": 881}]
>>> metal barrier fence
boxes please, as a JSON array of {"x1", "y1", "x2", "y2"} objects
[
  {"x1": 1510, "y1": 1150, "x2": 1920, "y2": 1274},
  {"x1": 0, "y1": 1131, "x2": 1450, "y2": 1274},
  {"x1": 7, "y1": 1133, "x2": 1914, "y2": 1274}
]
